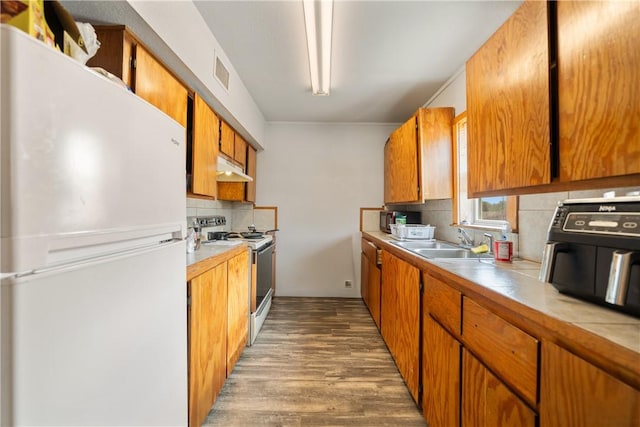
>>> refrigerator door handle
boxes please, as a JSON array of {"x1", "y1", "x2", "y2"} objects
[{"x1": 11, "y1": 240, "x2": 183, "y2": 280}]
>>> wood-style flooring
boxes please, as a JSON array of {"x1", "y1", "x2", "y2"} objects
[{"x1": 203, "y1": 297, "x2": 426, "y2": 427}]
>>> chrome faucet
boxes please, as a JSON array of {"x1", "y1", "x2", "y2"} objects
[
  {"x1": 457, "y1": 228, "x2": 474, "y2": 248},
  {"x1": 483, "y1": 233, "x2": 494, "y2": 254}
]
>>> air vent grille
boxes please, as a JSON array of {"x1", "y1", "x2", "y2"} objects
[{"x1": 214, "y1": 56, "x2": 230, "y2": 91}]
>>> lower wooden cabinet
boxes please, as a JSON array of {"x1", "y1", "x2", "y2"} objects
[
  {"x1": 462, "y1": 349, "x2": 536, "y2": 427},
  {"x1": 188, "y1": 263, "x2": 227, "y2": 427},
  {"x1": 381, "y1": 249, "x2": 420, "y2": 402},
  {"x1": 422, "y1": 314, "x2": 461, "y2": 427},
  {"x1": 188, "y1": 249, "x2": 249, "y2": 427},
  {"x1": 361, "y1": 239, "x2": 381, "y2": 328},
  {"x1": 540, "y1": 341, "x2": 640, "y2": 427},
  {"x1": 226, "y1": 251, "x2": 249, "y2": 376}
]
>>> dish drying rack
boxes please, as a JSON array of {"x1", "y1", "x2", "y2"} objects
[{"x1": 390, "y1": 224, "x2": 436, "y2": 241}]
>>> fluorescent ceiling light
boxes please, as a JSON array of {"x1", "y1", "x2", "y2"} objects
[{"x1": 303, "y1": 0, "x2": 333, "y2": 96}]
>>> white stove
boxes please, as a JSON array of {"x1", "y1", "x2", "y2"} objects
[{"x1": 190, "y1": 215, "x2": 274, "y2": 346}]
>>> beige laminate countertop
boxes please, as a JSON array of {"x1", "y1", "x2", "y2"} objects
[
  {"x1": 186, "y1": 242, "x2": 249, "y2": 282},
  {"x1": 363, "y1": 230, "x2": 640, "y2": 388}
]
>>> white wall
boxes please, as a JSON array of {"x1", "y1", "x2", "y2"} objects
[{"x1": 257, "y1": 123, "x2": 394, "y2": 297}]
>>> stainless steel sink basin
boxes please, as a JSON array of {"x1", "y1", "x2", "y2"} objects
[
  {"x1": 389, "y1": 239, "x2": 493, "y2": 259},
  {"x1": 413, "y1": 248, "x2": 494, "y2": 259},
  {"x1": 390, "y1": 240, "x2": 458, "y2": 250}
]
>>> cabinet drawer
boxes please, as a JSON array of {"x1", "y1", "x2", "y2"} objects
[
  {"x1": 424, "y1": 274, "x2": 461, "y2": 337},
  {"x1": 462, "y1": 297, "x2": 538, "y2": 407},
  {"x1": 361, "y1": 238, "x2": 378, "y2": 265}
]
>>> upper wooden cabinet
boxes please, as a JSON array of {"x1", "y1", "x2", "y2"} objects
[
  {"x1": 466, "y1": 0, "x2": 640, "y2": 197},
  {"x1": 384, "y1": 107, "x2": 454, "y2": 204},
  {"x1": 466, "y1": 0, "x2": 550, "y2": 196},
  {"x1": 217, "y1": 144, "x2": 257, "y2": 203},
  {"x1": 219, "y1": 120, "x2": 249, "y2": 169},
  {"x1": 219, "y1": 120, "x2": 235, "y2": 160},
  {"x1": 87, "y1": 26, "x2": 188, "y2": 128},
  {"x1": 191, "y1": 94, "x2": 219, "y2": 198},
  {"x1": 245, "y1": 145, "x2": 257, "y2": 203},
  {"x1": 556, "y1": 1, "x2": 640, "y2": 182},
  {"x1": 234, "y1": 134, "x2": 247, "y2": 169}
]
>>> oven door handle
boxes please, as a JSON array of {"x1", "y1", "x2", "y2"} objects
[{"x1": 257, "y1": 242, "x2": 275, "y2": 255}]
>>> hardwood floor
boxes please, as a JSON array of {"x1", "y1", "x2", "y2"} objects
[{"x1": 203, "y1": 297, "x2": 426, "y2": 427}]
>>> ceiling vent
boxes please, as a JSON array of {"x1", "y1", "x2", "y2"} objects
[{"x1": 214, "y1": 54, "x2": 230, "y2": 91}]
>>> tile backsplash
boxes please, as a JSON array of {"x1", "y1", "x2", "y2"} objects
[
  {"x1": 390, "y1": 186, "x2": 640, "y2": 263},
  {"x1": 187, "y1": 198, "x2": 276, "y2": 232}
]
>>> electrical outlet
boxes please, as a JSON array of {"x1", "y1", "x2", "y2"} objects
[{"x1": 345, "y1": 280, "x2": 352, "y2": 288}]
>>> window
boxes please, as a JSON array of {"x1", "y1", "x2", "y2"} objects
[{"x1": 452, "y1": 113, "x2": 517, "y2": 231}]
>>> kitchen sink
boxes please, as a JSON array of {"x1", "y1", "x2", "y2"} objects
[
  {"x1": 390, "y1": 239, "x2": 493, "y2": 259},
  {"x1": 413, "y1": 248, "x2": 494, "y2": 259},
  {"x1": 390, "y1": 240, "x2": 458, "y2": 250}
]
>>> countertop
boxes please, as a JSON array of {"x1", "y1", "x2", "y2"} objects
[
  {"x1": 186, "y1": 242, "x2": 249, "y2": 282},
  {"x1": 363, "y1": 231, "x2": 640, "y2": 388}
]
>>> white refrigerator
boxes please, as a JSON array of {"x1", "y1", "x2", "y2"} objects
[{"x1": 1, "y1": 25, "x2": 187, "y2": 426}]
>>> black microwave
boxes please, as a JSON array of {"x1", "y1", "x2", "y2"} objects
[{"x1": 380, "y1": 211, "x2": 422, "y2": 233}]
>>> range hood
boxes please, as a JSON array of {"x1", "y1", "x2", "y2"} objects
[{"x1": 216, "y1": 156, "x2": 253, "y2": 182}]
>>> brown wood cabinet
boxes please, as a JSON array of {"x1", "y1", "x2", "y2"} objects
[
  {"x1": 226, "y1": 251, "x2": 249, "y2": 376},
  {"x1": 462, "y1": 297, "x2": 538, "y2": 407},
  {"x1": 380, "y1": 249, "x2": 420, "y2": 402},
  {"x1": 383, "y1": 107, "x2": 454, "y2": 204},
  {"x1": 218, "y1": 144, "x2": 257, "y2": 203},
  {"x1": 540, "y1": 341, "x2": 640, "y2": 427},
  {"x1": 87, "y1": 25, "x2": 188, "y2": 128},
  {"x1": 245, "y1": 145, "x2": 257, "y2": 203},
  {"x1": 187, "y1": 249, "x2": 249, "y2": 427},
  {"x1": 423, "y1": 314, "x2": 461, "y2": 427},
  {"x1": 219, "y1": 120, "x2": 235, "y2": 160},
  {"x1": 361, "y1": 238, "x2": 381, "y2": 329},
  {"x1": 466, "y1": 1, "x2": 640, "y2": 197},
  {"x1": 422, "y1": 273, "x2": 539, "y2": 427},
  {"x1": 188, "y1": 263, "x2": 227, "y2": 427},
  {"x1": 364, "y1": 233, "x2": 640, "y2": 427},
  {"x1": 462, "y1": 349, "x2": 536, "y2": 427},
  {"x1": 192, "y1": 94, "x2": 219, "y2": 198},
  {"x1": 466, "y1": 0, "x2": 550, "y2": 196},
  {"x1": 556, "y1": 1, "x2": 640, "y2": 183}
]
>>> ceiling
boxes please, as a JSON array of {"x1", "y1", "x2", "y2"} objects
[{"x1": 194, "y1": 0, "x2": 522, "y2": 124}]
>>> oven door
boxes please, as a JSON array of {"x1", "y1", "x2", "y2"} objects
[{"x1": 255, "y1": 242, "x2": 274, "y2": 310}]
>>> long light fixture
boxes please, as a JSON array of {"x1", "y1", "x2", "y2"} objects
[{"x1": 303, "y1": 0, "x2": 333, "y2": 96}]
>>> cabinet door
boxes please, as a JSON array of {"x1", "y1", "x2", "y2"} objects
[
  {"x1": 466, "y1": 0, "x2": 550, "y2": 196},
  {"x1": 418, "y1": 108, "x2": 454, "y2": 200},
  {"x1": 245, "y1": 145, "x2": 257, "y2": 203},
  {"x1": 361, "y1": 252, "x2": 370, "y2": 305},
  {"x1": 234, "y1": 134, "x2": 247, "y2": 168},
  {"x1": 192, "y1": 95, "x2": 219, "y2": 197},
  {"x1": 462, "y1": 349, "x2": 536, "y2": 427},
  {"x1": 135, "y1": 44, "x2": 188, "y2": 128},
  {"x1": 368, "y1": 260, "x2": 381, "y2": 330},
  {"x1": 540, "y1": 341, "x2": 640, "y2": 426},
  {"x1": 220, "y1": 120, "x2": 235, "y2": 158},
  {"x1": 422, "y1": 315, "x2": 461, "y2": 427},
  {"x1": 188, "y1": 263, "x2": 227, "y2": 427},
  {"x1": 380, "y1": 250, "x2": 420, "y2": 402},
  {"x1": 384, "y1": 117, "x2": 420, "y2": 204},
  {"x1": 86, "y1": 26, "x2": 134, "y2": 88},
  {"x1": 557, "y1": 1, "x2": 640, "y2": 182},
  {"x1": 226, "y1": 251, "x2": 249, "y2": 376}
]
